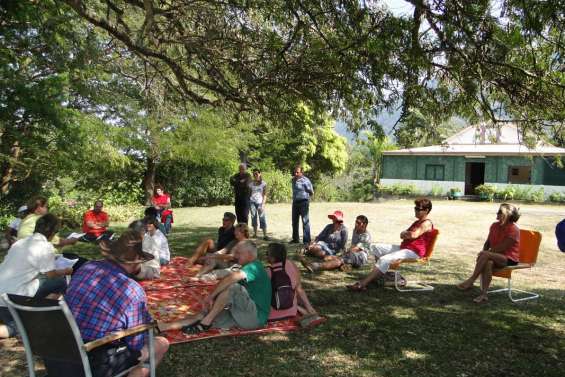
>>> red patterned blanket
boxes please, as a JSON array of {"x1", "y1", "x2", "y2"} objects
[{"x1": 142, "y1": 257, "x2": 324, "y2": 344}]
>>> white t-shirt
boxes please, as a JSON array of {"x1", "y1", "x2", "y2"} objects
[
  {"x1": 249, "y1": 181, "x2": 267, "y2": 204},
  {"x1": 8, "y1": 218, "x2": 21, "y2": 231},
  {"x1": 0, "y1": 234, "x2": 56, "y2": 306},
  {"x1": 143, "y1": 229, "x2": 170, "y2": 263}
]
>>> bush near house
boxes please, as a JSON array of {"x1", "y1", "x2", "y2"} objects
[
  {"x1": 475, "y1": 184, "x2": 546, "y2": 202},
  {"x1": 377, "y1": 183, "x2": 420, "y2": 197}
]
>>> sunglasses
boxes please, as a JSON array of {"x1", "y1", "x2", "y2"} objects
[{"x1": 414, "y1": 207, "x2": 426, "y2": 211}]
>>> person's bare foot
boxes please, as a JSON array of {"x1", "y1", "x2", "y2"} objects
[
  {"x1": 456, "y1": 281, "x2": 473, "y2": 291},
  {"x1": 473, "y1": 294, "x2": 489, "y2": 304}
]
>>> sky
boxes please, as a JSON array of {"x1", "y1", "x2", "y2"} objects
[{"x1": 381, "y1": 0, "x2": 414, "y2": 16}]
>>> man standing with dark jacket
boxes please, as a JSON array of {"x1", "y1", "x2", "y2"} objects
[{"x1": 230, "y1": 163, "x2": 252, "y2": 224}]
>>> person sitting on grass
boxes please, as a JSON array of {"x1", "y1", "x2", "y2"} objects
[
  {"x1": 159, "y1": 240, "x2": 271, "y2": 334},
  {"x1": 266, "y1": 243, "x2": 320, "y2": 325},
  {"x1": 301, "y1": 215, "x2": 371, "y2": 273},
  {"x1": 0, "y1": 214, "x2": 73, "y2": 339},
  {"x1": 302, "y1": 210, "x2": 348, "y2": 259},
  {"x1": 195, "y1": 223, "x2": 250, "y2": 280},
  {"x1": 186, "y1": 212, "x2": 237, "y2": 267},
  {"x1": 17, "y1": 196, "x2": 78, "y2": 248},
  {"x1": 80, "y1": 200, "x2": 115, "y2": 242},
  {"x1": 144, "y1": 207, "x2": 167, "y2": 235},
  {"x1": 457, "y1": 203, "x2": 521, "y2": 303},
  {"x1": 348, "y1": 198, "x2": 434, "y2": 292},
  {"x1": 128, "y1": 217, "x2": 171, "y2": 280}
]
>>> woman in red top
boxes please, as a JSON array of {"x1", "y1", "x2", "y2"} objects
[
  {"x1": 348, "y1": 198, "x2": 434, "y2": 292},
  {"x1": 457, "y1": 203, "x2": 521, "y2": 303},
  {"x1": 151, "y1": 184, "x2": 173, "y2": 234}
]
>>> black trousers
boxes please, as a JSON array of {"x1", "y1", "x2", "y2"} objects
[{"x1": 234, "y1": 197, "x2": 249, "y2": 224}]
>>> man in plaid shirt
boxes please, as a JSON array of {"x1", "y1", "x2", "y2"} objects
[{"x1": 65, "y1": 230, "x2": 169, "y2": 377}]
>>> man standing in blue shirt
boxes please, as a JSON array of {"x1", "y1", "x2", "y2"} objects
[{"x1": 291, "y1": 165, "x2": 314, "y2": 244}]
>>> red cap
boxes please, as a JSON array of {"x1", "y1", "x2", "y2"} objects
[{"x1": 328, "y1": 210, "x2": 344, "y2": 222}]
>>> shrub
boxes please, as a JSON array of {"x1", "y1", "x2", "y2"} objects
[
  {"x1": 48, "y1": 194, "x2": 144, "y2": 228},
  {"x1": 530, "y1": 187, "x2": 545, "y2": 202},
  {"x1": 549, "y1": 192, "x2": 565, "y2": 203},
  {"x1": 262, "y1": 170, "x2": 292, "y2": 203},
  {"x1": 314, "y1": 175, "x2": 345, "y2": 202},
  {"x1": 349, "y1": 179, "x2": 375, "y2": 202},
  {"x1": 475, "y1": 184, "x2": 497, "y2": 201},
  {"x1": 377, "y1": 183, "x2": 419, "y2": 197},
  {"x1": 430, "y1": 185, "x2": 443, "y2": 197},
  {"x1": 497, "y1": 186, "x2": 516, "y2": 200}
]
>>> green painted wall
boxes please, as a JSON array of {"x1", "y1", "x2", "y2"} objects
[
  {"x1": 382, "y1": 155, "x2": 565, "y2": 186},
  {"x1": 542, "y1": 158, "x2": 565, "y2": 185}
]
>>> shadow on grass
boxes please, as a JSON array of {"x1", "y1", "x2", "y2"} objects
[
  {"x1": 2, "y1": 224, "x2": 564, "y2": 377},
  {"x1": 156, "y1": 225, "x2": 565, "y2": 377},
  {"x1": 160, "y1": 282, "x2": 564, "y2": 377}
]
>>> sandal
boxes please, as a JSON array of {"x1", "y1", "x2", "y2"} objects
[
  {"x1": 181, "y1": 321, "x2": 211, "y2": 335},
  {"x1": 299, "y1": 258, "x2": 314, "y2": 273},
  {"x1": 346, "y1": 282, "x2": 367, "y2": 292},
  {"x1": 339, "y1": 263, "x2": 352, "y2": 272},
  {"x1": 299, "y1": 314, "x2": 325, "y2": 328},
  {"x1": 473, "y1": 295, "x2": 489, "y2": 304}
]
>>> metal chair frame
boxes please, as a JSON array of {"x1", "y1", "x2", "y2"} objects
[
  {"x1": 483, "y1": 229, "x2": 542, "y2": 303},
  {"x1": 1, "y1": 294, "x2": 156, "y2": 377},
  {"x1": 390, "y1": 229, "x2": 440, "y2": 292}
]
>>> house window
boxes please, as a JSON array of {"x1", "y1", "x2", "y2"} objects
[
  {"x1": 425, "y1": 165, "x2": 445, "y2": 181},
  {"x1": 508, "y1": 166, "x2": 531, "y2": 184}
]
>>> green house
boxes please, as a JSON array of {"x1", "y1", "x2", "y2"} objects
[{"x1": 381, "y1": 124, "x2": 565, "y2": 198}]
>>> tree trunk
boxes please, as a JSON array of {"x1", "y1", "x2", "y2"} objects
[
  {"x1": 143, "y1": 157, "x2": 156, "y2": 205},
  {"x1": 371, "y1": 161, "x2": 378, "y2": 200},
  {"x1": 1, "y1": 141, "x2": 21, "y2": 195}
]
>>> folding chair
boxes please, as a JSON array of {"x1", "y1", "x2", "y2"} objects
[
  {"x1": 484, "y1": 229, "x2": 542, "y2": 303},
  {"x1": 389, "y1": 228, "x2": 440, "y2": 292},
  {"x1": 1, "y1": 294, "x2": 156, "y2": 377}
]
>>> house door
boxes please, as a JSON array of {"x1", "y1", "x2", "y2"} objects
[{"x1": 465, "y1": 162, "x2": 485, "y2": 195}]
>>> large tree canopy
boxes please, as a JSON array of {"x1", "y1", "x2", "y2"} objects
[{"x1": 61, "y1": 0, "x2": 564, "y2": 135}]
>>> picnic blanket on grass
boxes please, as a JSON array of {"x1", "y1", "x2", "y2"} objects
[{"x1": 143, "y1": 257, "x2": 324, "y2": 344}]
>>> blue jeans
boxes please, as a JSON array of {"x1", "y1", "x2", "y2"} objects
[
  {"x1": 34, "y1": 276, "x2": 67, "y2": 299},
  {"x1": 315, "y1": 241, "x2": 336, "y2": 256},
  {"x1": 292, "y1": 200, "x2": 311, "y2": 243},
  {"x1": 249, "y1": 202, "x2": 267, "y2": 230}
]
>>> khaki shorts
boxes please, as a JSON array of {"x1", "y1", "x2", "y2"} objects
[{"x1": 212, "y1": 284, "x2": 260, "y2": 330}]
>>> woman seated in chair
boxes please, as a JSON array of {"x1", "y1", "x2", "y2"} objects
[
  {"x1": 195, "y1": 223, "x2": 250, "y2": 280},
  {"x1": 266, "y1": 243, "x2": 319, "y2": 325},
  {"x1": 151, "y1": 184, "x2": 173, "y2": 234},
  {"x1": 348, "y1": 198, "x2": 434, "y2": 292},
  {"x1": 457, "y1": 203, "x2": 520, "y2": 303}
]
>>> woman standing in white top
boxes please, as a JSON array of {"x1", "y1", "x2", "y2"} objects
[{"x1": 249, "y1": 169, "x2": 268, "y2": 240}]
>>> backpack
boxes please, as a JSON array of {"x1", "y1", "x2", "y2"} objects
[{"x1": 269, "y1": 263, "x2": 295, "y2": 310}]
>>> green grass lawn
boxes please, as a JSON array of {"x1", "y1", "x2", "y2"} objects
[{"x1": 2, "y1": 200, "x2": 565, "y2": 376}]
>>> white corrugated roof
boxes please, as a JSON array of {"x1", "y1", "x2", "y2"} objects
[{"x1": 385, "y1": 123, "x2": 565, "y2": 156}]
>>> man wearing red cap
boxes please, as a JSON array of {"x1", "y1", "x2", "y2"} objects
[{"x1": 302, "y1": 210, "x2": 348, "y2": 259}]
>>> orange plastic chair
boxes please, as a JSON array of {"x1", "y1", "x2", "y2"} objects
[
  {"x1": 389, "y1": 228, "x2": 440, "y2": 292},
  {"x1": 485, "y1": 229, "x2": 541, "y2": 302}
]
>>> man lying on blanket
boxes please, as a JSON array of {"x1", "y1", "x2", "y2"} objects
[{"x1": 159, "y1": 240, "x2": 272, "y2": 334}]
